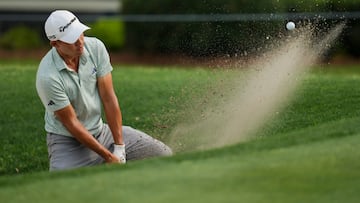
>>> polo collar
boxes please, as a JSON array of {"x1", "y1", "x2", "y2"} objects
[
  {"x1": 51, "y1": 47, "x2": 66, "y2": 71},
  {"x1": 51, "y1": 46, "x2": 89, "y2": 72}
]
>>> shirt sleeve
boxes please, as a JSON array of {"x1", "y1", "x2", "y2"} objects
[
  {"x1": 36, "y1": 74, "x2": 70, "y2": 112},
  {"x1": 94, "y1": 38, "x2": 113, "y2": 78}
]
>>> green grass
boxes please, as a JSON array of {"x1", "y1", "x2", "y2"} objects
[
  {"x1": 0, "y1": 62, "x2": 48, "y2": 174},
  {"x1": 0, "y1": 62, "x2": 360, "y2": 202},
  {"x1": 0, "y1": 62, "x2": 216, "y2": 174}
]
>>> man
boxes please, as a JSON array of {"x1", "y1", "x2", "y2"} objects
[{"x1": 36, "y1": 10, "x2": 172, "y2": 171}]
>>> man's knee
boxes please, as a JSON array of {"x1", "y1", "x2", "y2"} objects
[
  {"x1": 147, "y1": 140, "x2": 173, "y2": 157},
  {"x1": 122, "y1": 126, "x2": 173, "y2": 160}
]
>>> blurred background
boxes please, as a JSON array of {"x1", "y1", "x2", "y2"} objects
[{"x1": 0, "y1": 0, "x2": 359, "y2": 65}]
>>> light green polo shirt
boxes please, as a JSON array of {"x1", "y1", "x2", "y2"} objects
[{"x1": 36, "y1": 37, "x2": 113, "y2": 137}]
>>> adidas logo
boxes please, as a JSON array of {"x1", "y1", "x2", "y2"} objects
[
  {"x1": 92, "y1": 67, "x2": 97, "y2": 75},
  {"x1": 47, "y1": 100, "x2": 55, "y2": 106}
]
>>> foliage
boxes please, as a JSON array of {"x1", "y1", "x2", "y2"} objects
[
  {"x1": 86, "y1": 18, "x2": 126, "y2": 51},
  {"x1": 122, "y1": 0, "x2": 360, "y2": 14},
  {"x1": 0, "y1": 25, "x2": 43, "y2": 50},
  {"x1": 122, "y1": 0, "x2": 360, "y2": 56}
]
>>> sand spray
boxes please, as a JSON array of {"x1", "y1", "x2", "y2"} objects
[{"x1": 168, "y1": 23, "x2": 345, "y2": 153}]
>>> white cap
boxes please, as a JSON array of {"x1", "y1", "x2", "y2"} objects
[{"x1": 45, "y1": 10, "x2": 90, "y2": 44}]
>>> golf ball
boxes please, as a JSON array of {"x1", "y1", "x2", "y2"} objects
[{"x1": 286, "y1": 21, "x2": 295, "y2": 30}]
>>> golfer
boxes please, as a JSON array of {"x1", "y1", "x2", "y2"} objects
[{"x1": 36, "y1": 10, "x2": 172, "y2": 171}]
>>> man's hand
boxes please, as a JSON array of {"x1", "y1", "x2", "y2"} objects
[
  {"x1": 105, "y1": 153, "x2": 120, "y2": 163},
  {"x1": 113, "y1": 144, "x2": 126, "y2": 163},
  {"x1": 54, "y1": 105, "x2": 123, "y2": 165}
]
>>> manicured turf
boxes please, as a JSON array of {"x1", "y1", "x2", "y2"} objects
[
  {"x1": 0, "y1": 62, "x2": 216, "y2": 174},
  {"x1": 0, "y1": 62, "x2": 359, "y2": 202}
]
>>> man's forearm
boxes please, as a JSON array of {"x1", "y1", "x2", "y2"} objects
[
  {"x1": 103, "y1": 97, "x2": 124, "y2": 145},
  {"x1": 97, "y1": 73, "x2": 124, "y2": 145},
  {"x1": 65, "y1": 118, "x2": 115, "y2": 161},
  {"x1": 55, "y1": 105, "x2": 118, "y2": 162}
]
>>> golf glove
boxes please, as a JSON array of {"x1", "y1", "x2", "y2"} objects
[{"x1": 113, "y1": 144, "x2": 126, "y2": 163}]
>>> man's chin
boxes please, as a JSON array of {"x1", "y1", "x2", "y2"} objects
[{"x1": 76, "y1": 48, "x2": 84, "y2": 55}]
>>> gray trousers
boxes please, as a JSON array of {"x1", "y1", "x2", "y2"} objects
[{"x1": 47, "y1": 125, "x2": 172, "y2": 171}]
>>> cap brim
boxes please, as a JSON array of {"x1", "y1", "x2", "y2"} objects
[{"x1": 60, "y1": 22, "x2": 90, "y2": 44}]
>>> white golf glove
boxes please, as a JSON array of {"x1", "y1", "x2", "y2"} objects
[{"x1": 113, "y1": 144, "x2": 126, "y2": 164}]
